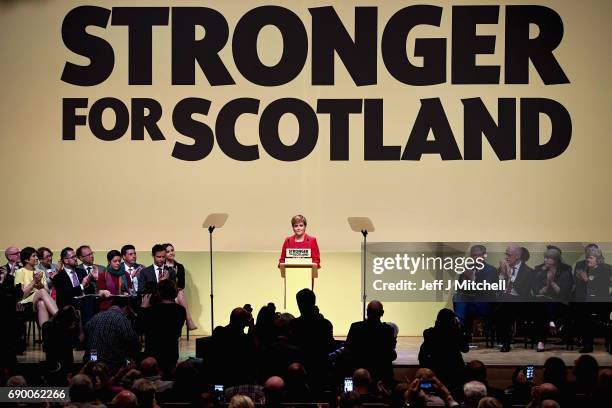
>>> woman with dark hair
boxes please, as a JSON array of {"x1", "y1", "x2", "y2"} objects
[
  {"x1": 164, "y1": 243, "x2": 197, "y2": 330},
  {"x1": 418, "y1": 308, "x2": 469, "y2": 396},
  {"x1": 96, "y1": 250, "x2": 133, "y2": 311},
  {"x1": 14, "y1": 246, "x2": 58, "y2": 326},
  {"x1": 532, "y1": 247, "x2": 573, "y2": 351}
]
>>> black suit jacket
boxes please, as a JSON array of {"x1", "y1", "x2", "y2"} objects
[
  {"x1": 137, "y1": 265, "x2": 176, "y2": 294},
  {"x1": 510, "y1": 263, "x2": 534, "y2": 300},
  {"x1": 52, "y1": 268, "x2": 93, "y2": 308},
  {"x1": 345, "y1": 320, "x2": 397, "y2": 382}
]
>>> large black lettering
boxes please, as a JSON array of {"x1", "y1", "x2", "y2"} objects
[
  {"x1": 310, "y1": 7, "x2": 377, "y2": 86},
  {"x1": 520, "y1": 98, "x2": 571, "y2": 160},
  {"x1": 402, "y1": 99, "x2": 462, "y2": 160},
  {"x1": 505, "y1": 6, "x2": 569, "y2": 84},
  {"x1": 382, "y1": 6, "x2": 446, "y2": 86},
  {"x1": 463, "y1": 98, "x2": 516, "y2": 160},
  {"x1": 452, "y1": 6, "x2": 500, "y2": 84},
  {"x1": 62, "y1": 98, "x2": 88, "y2": 140},
  {"x1": 216, "y1": 98, "x2": 260, "y2": 161},
  {"x1": 364, "y1": 99, "x2": 401, "y2": 160},
  {"x1": 89, "y1": 98, "x2": 129, "y2": 141},
  {"x1": 111, "y1": 7, "x2": 169, "y2": 85},
  {"x1": 233, "y1": 6, "x2": 308, "y2": 86},
  {"x1": 61, "y1": 6, "x2": 113, "y2": 86},
  {"x1": 131, "y1": 98, "x2": 165, "y2": 140},
  {"x1": 171, "y1": 98, "x2": 215, "y2": 161},
  {"x1": 172, "y1": 8, "x2": 234, "y2": 85},
  {"x1": 259, "y1": 99, "x2": 318, "y2": 161},
  {"x1": 317, "y1": 99, "x2": 363, "y2": 160}
]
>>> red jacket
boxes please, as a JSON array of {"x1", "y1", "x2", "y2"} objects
[{"x1": 279, "y1": 233, "x2": 321, "y2": 268}]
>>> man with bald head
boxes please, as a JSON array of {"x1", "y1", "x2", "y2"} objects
[
  {"x1": 345, "y1": 300, "x2": 397, "y2": 384},
  {"x1": 209, "y1": 306, "x2": 256, "y2": 386},
  {"x1": 495, "y1": 244, "x2": 534, "y2": 352}
]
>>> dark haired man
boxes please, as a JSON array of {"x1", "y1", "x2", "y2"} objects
[
  {"x1": 52, "y1": 247, "x2": 96, "y2": 309},
  {"x1": 121, "y1": 244, "x2": 144, "y2": 294},
  {"x1": 137, "y1": 244, "x2": 175, "y2": 295}
]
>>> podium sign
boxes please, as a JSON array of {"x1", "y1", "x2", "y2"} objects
[{"x1": 279, "y1": 248, "x2": 319, "y2": 310}]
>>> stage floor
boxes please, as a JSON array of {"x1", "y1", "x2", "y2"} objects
[{"x1": 17, "y1": 336, "x2": 612, "y2": 368}]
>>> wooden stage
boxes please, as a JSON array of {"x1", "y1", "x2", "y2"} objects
[{"x1": 18, "y1": 336, "x2": 612, "y2": 368}]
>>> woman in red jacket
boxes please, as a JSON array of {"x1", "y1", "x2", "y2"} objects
[
  {"x1": 279, "y1": 214, "x2": 321, "y2": 268},
  {"x1": 97, "y1": 250, "x2": 132, "y2": 311}
]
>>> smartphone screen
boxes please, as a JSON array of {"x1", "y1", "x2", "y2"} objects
[
  {"x1": 90, "y1": 352, "x2": 97, "y2": 362},
  {"x1": 343, "y1": 378, "x2": 353, "y2": 392},
  {"x1": 420, "y1": 380, "x2": 433, "y2": 390},
  {"x1": 525, "y1": 365, "x2": 534, "y2": 380},
  {"x1": 214, "y1": 385, "x2": 224, "y2": 393}
]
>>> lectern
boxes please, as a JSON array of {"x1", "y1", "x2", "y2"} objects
[{"x1": 279, "y1": 248, "x2": 319, "y2": 309}]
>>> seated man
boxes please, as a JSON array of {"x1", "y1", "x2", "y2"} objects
[
  {"x1": 453, "y1": 244, "x2": 498, "y2": 340},
  {"x1": 345, "y1": 300, "x2": 397, "y2": 384},
  {"x1": 52, "y1": 247, "x2": 96, "y2": 309}
]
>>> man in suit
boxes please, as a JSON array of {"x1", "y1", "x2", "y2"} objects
[
  {"x1": 76, "y1": 245, "x2": 105, "y2": 281},
  {"x1": 137, "y1": 244, "x2": 175, "y2": 295},
  {"x1": 52, "y1": 247, "x2": 96, "y2": 309},
  {"x1": 0, "y1": 246, "x2": 21, "y2": 282},
  {"x1": 453, "y1": 245, "x2": 499, "y2": 340},
  {"x1": 121, "y1": 244, "x2": 144, "y2": 294},
  {"x1": 496, "y1": 244, "x2": 534, "y2": 352},
  {"x1": 345, "y1": 300, "x2": 397, "y2": 385}
]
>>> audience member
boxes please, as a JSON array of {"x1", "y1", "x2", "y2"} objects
[
  {"x1": 352, "y1": 368, "x2": 384, "y2": 403},
  {"x1": 67, "y1": 373, "x2": 105, "y2": 408},
  {"x1": 139, "y1": 280, "x2": 186, "y2": 378},
  {"x1": 42, "y1": 305, "x2": 80, "y2": 373},
  {"x1": 542, "y1": 357, "x2": 567, "y2": 403},
  {"x1": 14, "y1": 246, "x2": 58, "y2": 326},
  {"x1": 140, "y1": 357, "x2": 173, "y2": 393},
  {"x1": 6, "y1": 375, "x2": 27, "y2": 386},
  {"x1": 1, "y1": 246, "x2": 21, "y2": 278},
  {"x1": 418, "y1": 308, "x2": 468, "y2": 395},
  {"x1": 137, "y1": 244, "x2": 175, "y2": 295},
  {"x1": 284, "y1": 362, "x2": 312, "y2": 402},
  {"x1": 76, "y1": 245, "x2": 106, "y2": 279},
  {"x1": 164, "y1": 243, "x2": 197, "y2": 330},
  {"x1": 289, "y1": 288, "x2": 334, "y2": 392},
  {"x1": 526, "y1": 383, "x2": 559, "y2": 408},
  {"x1": 36, "y1": 246, "x2": 59, "y2": 292},
  {"x1": 96, "y1": 250, "x2": 133, "y2": 311},
  {"x1": 532, "y1": 247, "x2": 572, "y2": 351},
  {"x1": 464, "y1": 360, "x2": 504, "y2": 402},
  {"x1": 463, "y1": 381, "x2": 487, "y2": 408},
  {"x1": 345, "y1": 300, "x2": 397, "y2": 384},
  {"x1": 131, "y1": 378, "x2": 160, "y2": 408},
  {"x1": 209, "y1": 307, "x2": 256, "y2": 386},
  {"x1": 84, "y1": 296, "x2": 139, "y2": 373},
  {"x1": 229, "y1": 394, "x2": 255, "y2": 408},
  {"x1": 504, "y1": 367, "x2": 534, "y2": 407},
  {"x1": 496, "y1": 244, "x2": 534, "y2": 352},
  {"x1": 119, "y1": 369, "x2": 143, "y2": 391},
  {"x1": 53, "y1": 247, "x2": 96, "y2": 309},
  {"x1": 110, "y1": 390, "x2": 138, "y2": 408},
  {"x1": 477, "y1": 396, "x2": 502, "y2": 408},
  {"x1": 263, "y1": 376, "x2": 285, "y2": 408},
  {"x1": 120, "y1": 244, "x2": 144, "y2": 294},
  {"x1": 453, "y1": 245, "x2": 498, "y2": 340},
  {"x1": 80, "y1": 361, "x2": 116, "y2": 404}
]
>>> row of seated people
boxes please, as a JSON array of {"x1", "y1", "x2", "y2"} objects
[
  {"x1": 0, "y1": 243, "x2": 198, "y2": 361},
  {"x1": 452, "y1": 244, "x2": 611, "y2": 353},
  {"x1": 4, "y1": 357, "x2": 611, "y2": 408}
]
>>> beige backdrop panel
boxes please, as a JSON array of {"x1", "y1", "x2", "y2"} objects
[{"x1": 0, "y1": 1, "x2": 610, "y2": 334}]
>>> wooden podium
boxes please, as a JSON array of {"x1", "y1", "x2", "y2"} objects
[{"x1": 279, "y1": 262, "x2": 318, "y2": 309}]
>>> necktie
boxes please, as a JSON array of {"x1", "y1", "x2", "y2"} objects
[
  {"x1": 71, "y1": 270, "x2": 79, "y2": 287},
  {"x1": 87, "y1": 266, "x2": 92, "y2": 274},
  {"x1": 157, "y1": 267, "x2": 162, "y2": 281}
]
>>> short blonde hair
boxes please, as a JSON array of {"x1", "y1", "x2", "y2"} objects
[
  {"x1": 229, "y1": 395, "x2": 254, "y2": 408},
  {"x1": 291, "y1": 214, "x2": 307, "y2": 227}
]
